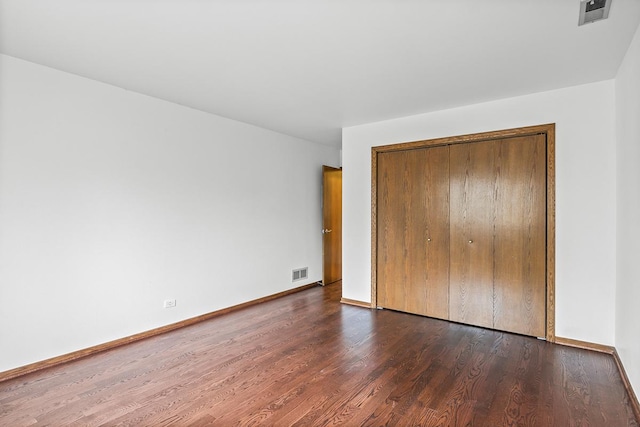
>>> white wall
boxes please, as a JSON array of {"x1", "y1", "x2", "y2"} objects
[
  {"x1": 615, "y1": 23, "x2": 640, "y2": 396},
  {"x1": 342, "y1": 81, "x2": 617, "y2": 346},
  {"x1": 0, "y1": 54, "x2": 340, "y2": 373}
]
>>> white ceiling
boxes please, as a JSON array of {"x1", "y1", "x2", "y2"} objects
[{"x1": 1, "y1": 1, "x2": 639, "y2": 147}]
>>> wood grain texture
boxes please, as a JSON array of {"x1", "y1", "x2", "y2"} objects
[
  {"x1": 0, "y1": 282, "x2": 319, "y2": 383},
  {"x1": 372, "y1": 123, "x2": 556, "y2": 340},
  {"x1": 322, "y1": 166, "x2": 342, "y2": 285},
  {"x1": 372, "y1": 123, "x2": 556, "y2": 153},
  {"x1": 376, "y1": 147, "x2": 449, "y2": 319},
  {"x1": 546, "y1": 124, "x2": 556, "y2": 342},
  {"x1": 555, "y1": 336, "x2": 615, "y2": 354},
  {"x1": 493, "y1": 134, "x2": 546, "y2": 337},
  {"x1": 423, "y1": 146, "x2": 451, "y2": 319},
  {"x1": 449, "y1": 141, "x2": 495, "y2": 329},
  {"x1": 614, "y1": 349, "x2": 640, "y2": 423},
  {"x1": 1, "y1": 282, "x2": 637, "y2": 426},
  {"x1": 371, "y1": 147, "x2": 379, "y2": 308},
  {"x1": 340, "y1": 297, "x2": 372, "y2": 308}
]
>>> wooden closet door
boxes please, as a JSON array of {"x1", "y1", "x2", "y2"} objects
[
  {"x1": 449, "y1": 141, "x2": 495, "y2": 330},
  {"x1": 493, "y1": 135, "x2": 546, "y2": 337},
  {"x1": 377, "y1": 146, "x2": 450, "y2": 319}
]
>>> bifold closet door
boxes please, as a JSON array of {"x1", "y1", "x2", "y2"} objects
[
  {"x1": 493, "y1": 135, "x2": 546, "y2": 337},
  {"x1": 449, "y1": 135, "x2": 546, "y2": 337},
  {"x1": 377, "y1": 146, "x2": 450, "y2": 319},
  {"x1": 449, "y1": 141, "x2": 495, "y2": 330}
]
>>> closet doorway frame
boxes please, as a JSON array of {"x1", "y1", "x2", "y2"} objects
[{"x1": 370, "y1": 123, "x2": 556, "y2": 342}]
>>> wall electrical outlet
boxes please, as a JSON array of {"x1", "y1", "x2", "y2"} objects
[{"x1": 163, "y1": 299, "x2": 177, "y2": 308}]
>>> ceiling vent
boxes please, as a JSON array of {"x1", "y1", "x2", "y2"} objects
[{"x1": 579, "y1": 0, "x2": 612, "y2": 25}]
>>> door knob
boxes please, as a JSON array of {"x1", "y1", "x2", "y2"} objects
[
  {"x1": 427, "y1": 238, "x2": 432, "y2": 242},
  {"x1": 322, "y1": 229, "x2": 333, "y2": 234},
  {"x1": 468, "y1": 240, "x2": 473, "y2": 244}
]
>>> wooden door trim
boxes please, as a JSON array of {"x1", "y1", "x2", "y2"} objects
[{"x1": 371, "y1": 123, "x2": 556, "y2": 342}]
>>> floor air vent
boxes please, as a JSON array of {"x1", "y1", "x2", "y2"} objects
[{"x1": 292, "y1": 267, "x2": 308, "y2": 282}]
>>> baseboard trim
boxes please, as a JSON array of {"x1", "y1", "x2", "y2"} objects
[
  {"x1": 555, "y1": 336, "x2": 615, "y2": 354},
  {"x1": 340, "y1": 298, "x2": 372, "y2": 308},
  {"x1": 556, "y1": 337, "x2": 639, "y2": 423},
  {"x1": 612, "y1": 349, "x2": 640, "y2": 422},
  {"x1": 0, "y1": 282, "x2": 319, "y2": 383}
]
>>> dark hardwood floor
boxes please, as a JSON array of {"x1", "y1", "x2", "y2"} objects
[{"x1": 1, "y1": 282, "x2": 637, "y2": 426}]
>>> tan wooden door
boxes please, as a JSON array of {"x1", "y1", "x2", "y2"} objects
[
  {"x1": 449, "y1": 135, "x2": 546, "y2": 337},
  {"x1": 449, "y1": 141, "x2": 496, "y2": 330},
  {"x1": 492, "y1": 135, "x2": 546, "y2": 337},
  {"x1": 322, "y1": 166, "x2": 342, "y2": 285},
  {"x1": 377, "y1": 146, "x2": 450, "y2": 319},
  {"x1": 375, "y1": 132, "x2": 547, "y2": 337}
]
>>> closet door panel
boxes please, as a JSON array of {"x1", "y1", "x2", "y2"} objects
[
  {"x1": 423, "y1": 146, "x2": 450, "y2": 319},
  {"x1": 377, "y1": 147, "x2": 449, "y2": 318},
  {"x1": 493, "y1": 135, "x2": 546, "y2": 336},
  {"x1": 449, "y1": 141, "x2": 495, "y2": 329},
  {"x1": 376, "y1": 150, "x2": 406, "y2": 311}
]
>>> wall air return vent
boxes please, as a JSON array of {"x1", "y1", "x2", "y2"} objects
[
  {"x1": 292, "y1": 267, "x2": 308, "y2": 282},
  {"x1": 579, "y1": 0, "x2": 612, "y2": 25}
]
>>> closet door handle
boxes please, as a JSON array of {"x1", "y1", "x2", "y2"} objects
[{"x1": 468, "y1": 240, "x2": 473, "y2": 244}]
